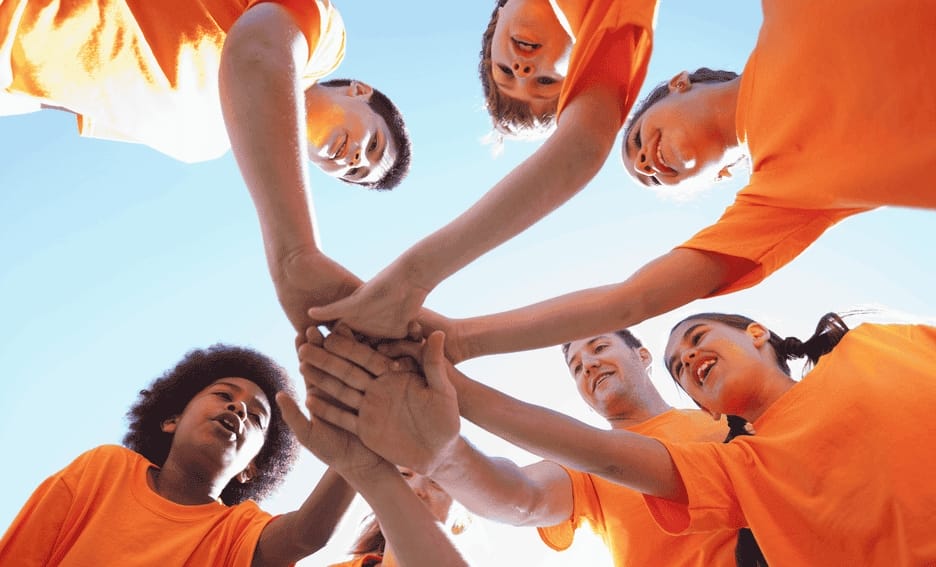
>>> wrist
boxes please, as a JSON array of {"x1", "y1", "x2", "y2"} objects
[
  {"x1": 429, "y1": 437, "x2": 472, "y2": 482},
  {"x1": 271, "y1": 244, "x2": 324, "y2": 284}
]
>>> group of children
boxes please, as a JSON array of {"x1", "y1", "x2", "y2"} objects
[{"x1": 2, "y1": 0, "x2": 935, "y2": 565}]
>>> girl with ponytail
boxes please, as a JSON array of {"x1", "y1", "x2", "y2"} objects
[{"x1": 388, "y1": 313, "x2": 936, "y2": 565}]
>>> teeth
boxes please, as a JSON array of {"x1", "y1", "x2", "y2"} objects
[{"x1": 696, "y1": 360, "x2": 715, "y2": 385}]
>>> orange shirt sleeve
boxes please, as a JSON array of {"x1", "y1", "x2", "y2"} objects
[
  {"x1": 0, "y1": 472, "x2": 74, "y2": 565},
  {"x1": 536, "y1": 466, "x2": 592, "y2": 551},
  {"x1": 677, "y1": 196, "x2": 866, "y2": 296},
  {"x1": 248, "y1": 0, "x2": 322, "y2": 57},
  {"x1": 556, "y1": 0, "x2": 657, "y2": 127}
]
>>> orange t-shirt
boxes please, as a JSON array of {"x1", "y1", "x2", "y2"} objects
[
  {"x1": 553, "y1": 0, "x2": 658, "y2": 128},
  {"x1": 0, "y1": 0, "x2": 345, "y2": 162},
  {"x1": 538, "y1": 409, "x2": 736, "y2": 566},
  {"x1": 0, "y1": 445, "x2": 275, "y2": 566},
  {"x1": 644, "y1": 324, "x2": 936, "y2": 565},
  {"x1": 329, "y1": 553, "x2": 383, "y2": 567},
  {"x1": 678, "y1": 0, "x2": 936, "y2": 295}
]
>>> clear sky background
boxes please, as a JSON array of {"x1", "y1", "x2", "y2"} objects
[{"x1": 1, "y1": 2, "x2": 934, "y2": 565}]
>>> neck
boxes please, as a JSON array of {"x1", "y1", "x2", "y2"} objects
[
  {"x1": 703, "y1": 77, "x2": 742, "y2": 152},
  {"x1": 606, "y1": 390, "x2": 672, "y2": 430},
  {"x1": 741, "y1": 369, "x2": 797, "y2": 423},
  {"x1": 150, "y1": 457, "x2": 228, "y2": 505}
]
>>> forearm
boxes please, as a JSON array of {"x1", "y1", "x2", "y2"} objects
[
  {"x1": 347, "y1": 463, "x2": 468, "y2": 567},
  {"x1": 398, "y1": 92, "x2": 620, "y2": 291},
  {"x1": 220, "y1": 4, "x2": 318, "y2": 274},
  {"x1": 253, "y1": 468, "x2": 355, "y2": 565},
  {"x1": 431, "y1": 438, "x2": 568, "y2": 527},
  {"x1": 459, "y1": 248, "x2": 731, "y2": 358},
  {"x1": 457, "y1": 374, "x2": 682, "y2": 499}
]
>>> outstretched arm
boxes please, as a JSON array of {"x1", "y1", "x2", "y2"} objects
[
  {"x1": 220, "y1": 3, "x2": 361, "y2": 333},
  {"x1": 307, "y1": 87, "x2": 624, "y2": 338},
  {"x1": 379, "y1": 336, "x2": 687, "y2": 502},
  {"x1": 301, "y1": 330, "x2": 575, "y2": 527},
  {"x1": 455, "y1": 248, "x2": 748, "y2": 360}
]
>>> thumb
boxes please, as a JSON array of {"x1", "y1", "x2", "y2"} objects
[
  {"x1": 276, "y1": 392, "x2": 311, "y2": 440},
  {"x1": 306, "y1": 297, "x2": 350, "y2": 322},
  {"x1": 423, "y1": 331, "x2": 452, "y2": 392}
]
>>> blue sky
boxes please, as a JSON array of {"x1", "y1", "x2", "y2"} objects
[{"x1": 1, "y1": 2, "x2": 933, "y2": 565}]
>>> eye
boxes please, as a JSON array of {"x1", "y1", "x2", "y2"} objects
[
  {"x1": 248, "y1": 412, "x2": 263, "y2": 427},
  {"x1": 497, "y1": 64, "x2": 514, "y2": 77},
  {"x1": 537, "y1": 77, "x2": 557, "y2": 85},
  {"x1": 633, "y1": 129, "x2": 643, "y2": 150},
  {"x1": 367, "y1": 135, "x2": 378, "y2": 153},
  {"x1": 215, "y1": 391, "x2": 233, "y2": 401},
  {"x1": 594, "y1": 343, "x2": 608, "y2": 353},
  {"x1": 571, "y1": 362, "x2": 582, "y2": 376},
  {"x1": 691, "y1": 330, "x2": 705, "y2": 345},
  {"x1": 400, "y1": 469, "x2": 413, "y2": 479}
]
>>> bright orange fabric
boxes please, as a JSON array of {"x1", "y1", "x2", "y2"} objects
[
  {"x1": 553, "y1": 0, "x2": 658, "y2": 128},
  {"x1": 538, "y1": 410, "x2": 736, "y2": 566},
  {"x1": 0, "y1": 445, "x2": 275, "y2": 566},
  {"x1": 329, "y1": 553, "x2": 383, "y2": 567},
  {"x1": 645, "y1": 324, "x2": 936, "y2": 565},
  {"x1": 679, "y1": 0, "x2": 936, "y2": 295},
  {"x1": 0, "y1": 0, "x2": 345, "y2": 162}
]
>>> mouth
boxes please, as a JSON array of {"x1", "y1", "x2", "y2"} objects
[
  {"x1": 214, "y1": 413, "x2": 242, "y2": 439},
  {"x1": 331, "y1": 133, "x2": 348, "y2": 160},
  {"x1": 651, "y1": 135, "x2": 677, "y2": 176},
  {"x1": 695, "y1": 359, "x2": 716, "y2": 387},
  {"x1": 591, "y1": 370, "x2": 614, "y2": 393},
  {"x1": 511, "y1": 36, "x2": 542, "y2": 52}
]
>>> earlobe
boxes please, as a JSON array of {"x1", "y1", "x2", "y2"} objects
[
  {"x1": 161, "y1": 417, "x2": 178, "y2": 434},
  {"x1": 236, "y1": 462, "x2": 257, "y2": 484},
  {"x1": 668, "y1": 71, "x2": 691, "y2": 93}
]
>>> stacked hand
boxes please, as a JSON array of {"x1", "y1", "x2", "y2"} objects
[
  {"x1": 271, "y1": 249, "x2": 361, "y2": 334},
  {"x1": 298, "y1": 327, "x2": 462, "y2": 477}
]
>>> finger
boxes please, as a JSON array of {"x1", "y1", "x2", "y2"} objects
[
  {"x1": 323, "y1": 332, "x2": 395, "y2": 376},
  {"x1": 308, "y1": 395, "x2": 359, "y2": 435},
  {"x1": 305, "y1": 325, "x2": 325, "y2": 347},
  {"x1": 275, "y1": 392, "x2": 313, "y2": 444},
  {"x1": 307, "y1": 298, "x2": 349, "y2": 323},
  {"x1": 301, "y1": 362, "x2": 365, "y2": 409},
  {"x1": 406, "y1": 320, "x2": 423, "y2": 341},
  {"x1": 423, "y1": 331, "x2": 451, "y2": 392},
  {"x1": 294, "y1": 334, "x2": 305, "y2": 352},
  {"x1": 377, "y1": 339, "x2": 425, "y2": 360},
  {"x1": 299, "y1": 343, "x2": 374, "y2": 391}
]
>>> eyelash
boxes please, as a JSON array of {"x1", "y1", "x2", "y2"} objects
[
  {"x1": 498, "y1": 64, "x2": 513, "y2": 77},
  {"x1": 368, "y1": 136, "x2": 378, "y2": 153},
  {"x1": 537, "y1": 77, "x2": 556, "y2": 85}
]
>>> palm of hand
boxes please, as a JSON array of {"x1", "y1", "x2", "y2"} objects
[
  {"x1": 294, "y1": 409, "x2": 384, "y2": 477},
  {"x1": 356, "y1": 372, "x2": 459, "y2": 475}
]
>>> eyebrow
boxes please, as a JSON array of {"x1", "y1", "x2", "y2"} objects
[
  {"x1": 214, "y1": 380, "x2": 270, "y2": 417},
  {"x1": 666, "y1": 323, "x2": 704, "y2": 376},
  {"x1": 567, "y1": 336, "x2": 610, "y2": 365}
]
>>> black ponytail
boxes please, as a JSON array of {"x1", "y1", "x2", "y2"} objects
[{"x1": 724, "y1": 415, "x2": 768, "y2": 566}]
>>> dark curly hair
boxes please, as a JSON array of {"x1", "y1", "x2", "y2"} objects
[
  {"x1": 318, "y1": 79, "x2": 412, "y2": 190},
  {"x1": 123, "y1": 344, "x2": 299, "y2": 505},
  {"x1": 479, "y1": 0, "x2": 557, "y2": 138}
]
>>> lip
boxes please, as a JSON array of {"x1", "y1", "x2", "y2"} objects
[
  {"x1": 330, "y1": 132, "x2": 349, "y2": 161},
  {"x1": 691, "y1": 357, "x2": 717, "y2": 387},
  {"x1": 649, "y1": 132, "x2": 677, "y2": 176},
  {"x1": 511, "y1": 36, "x2": 541, "y2": 52},
  {"x1": 214, "y1": 412, "x2": 243, "y2": 439},
  {"x1": 590, "y1": 369, "x2": 615, "y2": 393}
]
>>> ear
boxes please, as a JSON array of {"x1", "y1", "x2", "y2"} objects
[
  {"x1": 637, "y1": 346, "x2": 653, "y2": 368},
  {"x1": 746, "y1": 322, "x2": 771, "y2": 348},
  {"x1": 716, "y1": 166, "x2": 733, "y2": 181},
  {"x1": 668, "y1": 71, "x2": 691, "y2": 94},
  {"x1": 348, "y1": 80, "x2": 374, "y2": 99},
  {"x1": 161, "y1": 416, "x2": 179, "y2": 434},
  {"x1": 236, "y1": 461, "x2": 258, "y2": 484}
]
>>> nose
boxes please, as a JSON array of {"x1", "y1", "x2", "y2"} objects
[
  {"x1": 512, "y1": 60, "x2": 534, "y2": 78},
  {"x1": 680, "y1": 348, "x2": 697, "y2": 370},
  {"x1": 635, "y1": 146, "x2": 654, "y2": 176},
  {"x1": 347, "y1": 145, "x2": 361, "y2": 167},
  {"x1": 227, "y1": 401, "x2": 246, "y2": 419},
  {"x1": 582, "y1": 353, "x2": 600, "y2": 377}
]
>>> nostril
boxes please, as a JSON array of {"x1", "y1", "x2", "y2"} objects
[{"x1": 523, "y1": 66, "x2": 531, "y2": 73}]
